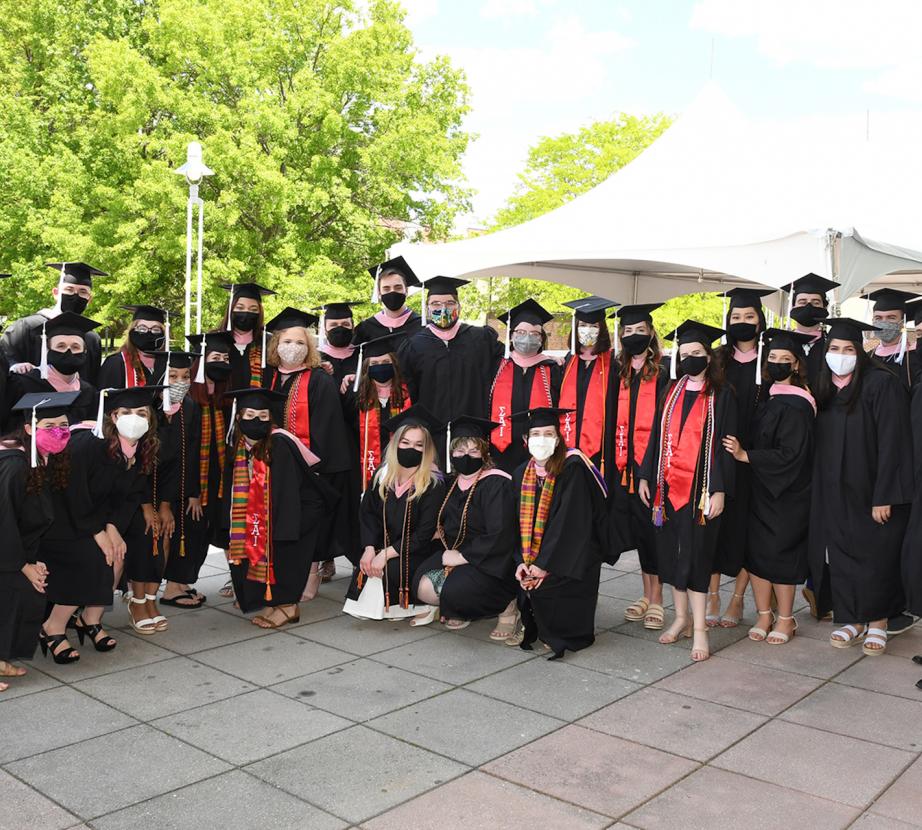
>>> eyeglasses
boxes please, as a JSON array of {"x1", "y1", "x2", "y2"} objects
[
  {"x1": 134, "y1": 326, "x2": 164, "y2": 335},
  {"x1": 513, "y1": 329, "x2": 541, "y2": 338},
  {"x1": 429, "y1": 301, "x2": 458, "y2": 311},
  {"x1": 62, "y1": 288, "x2": 91, "y2": 299}
]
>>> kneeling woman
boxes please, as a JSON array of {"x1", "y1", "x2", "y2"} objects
[
  {"x1": 412, "y1": 416, "x2": 517, "y2": 630},
  {"x1": 346, "y1": 406, "x2": 445, "y2": 619},
  {"x1": 219, "y1": 388, "x2": 334, "y2": 627},
  {"x1": 514, "y1": 407, "x2": 609, "y2": 660}
]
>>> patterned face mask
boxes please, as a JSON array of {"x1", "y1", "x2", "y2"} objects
[{"x1": 430, "y1": 306, "x2": 459, "y2": 329}]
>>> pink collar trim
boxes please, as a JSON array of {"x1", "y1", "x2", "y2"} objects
[
  {"x1": 794, "y1": 325, "x2": 823, "y2": 343},
  {"x1": 876, "y1": 340, "x2": 915, "y2": 357},
  {"x1": 456, "y1": 467, "x2": 511, "y2": 491},
  {"x1": 510, "y1": 351, "x2": 549, "y2": 368},
  {"x1": 138, "y1": 352, "x2": 155, "y2": 371},
  {"x1": 770, "y1": 383, "x2": 816, "y2": 413},
  {"x1": 46, "y1": 365, "x2": 81, "y2": 392},
  {"x1": 375, "y1": 308, "x2": 412, "y2": 327},
  {"x1": 428, "y1": 321, "x2": 461, "y2": 341},
  {"x1": 394, "y1": 475, "x2": 416, "y2": 498},
  {"x1": 579, "y1": 347, "x2": 596, "y2": 362},
  {"x1": 277, "y1": 364, "x2": 307, "y2": 375},
  {"x1": 732, "y1": 346, "x2": 758, "y2": 363},
  {"x1": 686, "y1": 378, "x2": 705, "y2": 392},
  {"x1": 630, "y1": 354, "x2": 646, "y2": 371},
  {"x1": 234, "y1": 329, "x2": 254, "y2": 345},
  {"x1": 321, "y1": 343, "x2": 355, "y2": 360},
  {"x1": 832, "y1": 372, "x2": 853, "y2": 389},
  {"x1": 118, "y1": 435, "x2": 138, "y2": 459},
  {"x1": 271, "y1": 427, "x2": 321, "y2": 466}
]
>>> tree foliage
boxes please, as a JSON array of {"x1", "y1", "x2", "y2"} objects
[{"x1": 0, "y1": 0, "x2": 471, "y2": 331}]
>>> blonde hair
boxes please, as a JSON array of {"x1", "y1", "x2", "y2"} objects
[
  {"x1": 376, "y1": 424, "x2": 438, "y2": 501},
  {"x1": 266, "y1": 326, "x2": 321, "y2": 369}
]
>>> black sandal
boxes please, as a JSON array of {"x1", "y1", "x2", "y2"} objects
[
  {"x1": 74, "y1": 617, "x2": 117, "y2": 652},
  {"x1": 160, "y1": 591, "x2": 206, "y2": 608},
  {"x1": 39, "y1": 629, "x2": 80, "y2": 664}
]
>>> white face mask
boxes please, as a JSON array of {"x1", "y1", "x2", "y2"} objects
[
  {"x1": 277, "y1": 342, "x2": 308, "y2": 366},
  {"x1": 115, "y1": 413, "x2": 149, "y2": 440},
  {"x1": 577, "y1": 326, "x2": 598, "y2": 347},
  {"x1": 528, "y1": 435, "x2": 558, "y2": 462},
  {"x1": 826, "y1": 352, "x2": 857, "y2": 377}
]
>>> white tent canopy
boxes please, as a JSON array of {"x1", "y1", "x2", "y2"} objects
[{"x1": 391, "y1": 84, "x2": 922, "y2": 305}]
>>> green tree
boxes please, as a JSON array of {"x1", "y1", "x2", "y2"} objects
[{"x1": 0, "y1": 0, "x2": 470, "y2": 332}]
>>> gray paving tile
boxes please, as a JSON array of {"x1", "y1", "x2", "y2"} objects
[
  {"x1": 290, "y1": 614, "x2": 441, "y2": 657},
  {"x1": 6, "y1": 725, "x2": 229, "y2": 820},
  {"x1": 608, "y1": 550, "x2": 641, "y2": 572},
  {"x1": 612, "y1": 616, "x2": 750, "y2": 652},
  {"x1": 191, "y1": 631, "x2": 353, "y2": 686},
  {"x1": 270, "y1": 658, "x2": 452, "y2": 721},
  {"x1": 246, "y1": 725, "x2": 467, "y2": 824},
  {"x1": 151, "y1": 689, "x2": 351, "y2": 764},
  {"x1": 0, "y1": 664, "x2": 62, "y2": 701},
  {"x1": 597, "y1": 572, "x2": 646, "y2": 601},
  {"x1": 73, "y1": 656, "x2": 255, "y2": 721},
  {"x1": 849, "y1": 813, "x2": 921, "y2": 829},
  {"x1": 594, "y1": 594, "x2": 635, "y2": 630},
  {"x1": 0, "y1": 769, "x2": 80, "y2": 830},
  {"x1": 185, "y1": 572, "x2": 236, "y2": 607},
  {"x1": 578, "y1": 686, "x2": 767, "y2": 762},
  {"x1": 89, "y1": 769, "x2": 346, "y2": 830},
  {"x1": 781, "y1": 682, "x2": 922, "y2": 751},
  {"x1": 623, "y1": 765, "x2": 860, "y2": 829},
  {"x1": 119, "y1": 606, "x2": 271, "y2": 654},
  {"x1": 368, "y1": 630, "x2": 534, "y2": 684},
  {"x1": 370, "y1": 687, "x2": 563, "y2": 765},
  {"x1": 564, "y1": 631, "x2": 693, "y2": 684},
  {"x1": 864, "y1": 755, "x2": 922, "y2": 826},
  {"x1": 712, "y1": 720, "x2": 915, "y2": 809},
  {"x1": 834, "y1": 654, "x2": 922, "y2": 701},
  {"x1": 0, "y1": 687, "x2": 136, "y2": 764},
  {"x1": 715, "y1": 627, "x2": 865, "y2": 678},
  {"x1": 466, "y1": 657, "x2": 641, "y2": 720}
]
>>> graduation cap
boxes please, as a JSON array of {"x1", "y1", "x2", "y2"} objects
[
  {"x1": 662, "y1": 320, "x2": 725, "y2": 380},
  {"x1": 41, "y1": 312, "x2": 101, "y2": 339},
  {"x1": 12, "y1": 391, "x2": 80, "y2": 468},
  {"x1": 562, "y1": 296, "x2": 619, "y2": 324},
  {"x1": 122, "y1": 304, "x2": 167, "y2": 324},
  {"x1": 187, "y1": 330, "x2": 235, "y2": 384},
  {"x1": 497, "y1": 299, "x2": 554, "y2": 359},
  {"x1": 824, "y1": 317, "x2": 877, "y2": 344},
  {"x1": 613, "y1": 303, "x2": 663, "y2": 326},
  {"x1": 865, "y1": 288, "x2": 917, "y2": 313},
  {"x1": 149, "y1": 349, "x2": 199, "y2": 369},
  {"x1": 0, "y1": 273, "x2": 11, "y2": 279},
  {"x1": 782, "y1": 273, "x2": 840, "y2": 298},
  {"x1": 265, "y1": 306, "x2": 319, "y2": 333},
  {"x1": 512, "y1": 406, "x2": 574, "y2": 431},
  {"x1": 381, "y1": 404, "x2": 442, "y2": 437},
  {"x1": 762, "y1": 327, "x2": 814, "y2": 359},
  {"x1": 45, "y1": 262, "x2": 107, "y2": 287},
  {"x1": 368, "y1": 256, "x2": 422, "y2": 302},
  {"x1": 316, "y1": 301, "x2": 360, "y2": 320},
  {"x1": 92, "y1": 386, "x2": 166, "y2": 438},
  {"x1": 719, "y1": 286, "x2": 773, "y2": 345},
  {"x1": 350, "y1": 331, "x2": 408, "y2": 391},
  {"x1": 908, "y1": 296, "x2": 922, "y2": 327},
  {"x1": 220, "y1": 282, "x2": 275, "y2": 301},
  {"x1": 421, "y1": 276, "x2": 469, "y2": 327},
  {"x1": 448, "y1": 415, "x2": 499, "y2": 442},
  {"x1": 222, "y1": 387, "x2": 288, "y2": 444}
]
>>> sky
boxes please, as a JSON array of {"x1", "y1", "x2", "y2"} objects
[{"x1": 402, "y1": 0, "x2": 922, "y2": 226}]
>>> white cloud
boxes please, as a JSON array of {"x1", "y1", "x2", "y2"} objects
[
  {"x1": 480, "y1": 0, "x2": 539, "y2": 20},
  {"x1": 401, "y1": 0, "x2": 439, "y2": 28}
]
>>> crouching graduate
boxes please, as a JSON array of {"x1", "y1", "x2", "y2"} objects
[
  {"x1": 218, "y1": 388, "x2": 337, "y2": 628},
  {"x1": 411, "y1": 415, "x2": 517, "y2": 631},
  {"x1": 513, "y1": 407, "x2": 609, "y2": 660},
  {"x1": 344, "y1": 405, "x2": 445, "y2": 621}
]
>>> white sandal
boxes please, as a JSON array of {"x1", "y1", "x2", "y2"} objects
[
  {"x1": 862, "y1": 626, "x2": 888, "y2": 656},
  {"x1": 830, "y1": 624, "x2": 865, "y2": 648},
  {"x1": 409, "y1": 606, "x2": 438, "y2": 627},
  {"x1": 766, "y1": 614, "x2": 798, "y2": 645},
  {"x1": 129, "y1": 597, "x2": 158, "y2": 635},
  {"x1": 705, "y1": 592, "x2": 722, "y2": 627},
  {"x1": 748, "y1": 610, "x2": 774, "y2": 641},
  {"x1": 146, "y1": 594, "x2": 168, "y2": 631}
]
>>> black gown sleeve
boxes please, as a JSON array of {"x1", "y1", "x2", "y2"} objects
[
  {"x1": 97, "y1": 352, "x2": 128, "y2": 390},
  {"x1": 392, "y1": 479, "x2": 445, "y2": 557},
  {"x1": 457, "y1": 475, "x2": 515, "y2": 575},
  {"x1": 746, "y1": 402, "x2": 813, "y2": 499},
  {"x1": 709, "y1": 386, "x2": 737, "y2": 497},
  {"x1": 359, "y1": 482, "x2": 385, "y2": 550},
  {"x1": 0, "y1": 452, "x2": 29, "y2": 571},
  {"x1": 870, "y1": 372, "x2": 914, "y2": 507},
  {"x1": 270, "y1": 434, "x2": 309, "y2": 543},
  {"x1": 67, "y1": 432, "x2": 111, "y2": 537},
  {"x1": 307, "y1": 369, "x2": 352, "y2": 473}
]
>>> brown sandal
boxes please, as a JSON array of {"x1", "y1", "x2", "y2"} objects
[
  {"x1": 252, "y1": 605, "x2": 300, "y2": 629},
  {"x1": 643, "y1": 603, "x2": 665, "y2": 630}
]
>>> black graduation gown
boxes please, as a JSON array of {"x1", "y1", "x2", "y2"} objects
[
  {"x1": 228, "y1": 337, "x2": 264, "y2": 390},
  {"x1": 513, "y1": 455, "x2": 607, "y2": 656},
  {"x1": 715, "y1": 350, "x2": 767, "y2": 577},
  {"x1": 221, "y1": 433, "x2": 333, "y2": 612},
  {"x1": 608, "y1": 362, "x2": 670, "y2": 573},
  {"x1": 0, "y1": 351, "x2": 8, "y2": 419},
  {"x1": 0, "y1": 450, "x2": 53, "y2": 661},
  {"x1": 319, "y1": 347, "x2": 359, "y2": 387},
  {"x1": 97, "y1": 350, "x2": 161, "y2": 390},
  {"x1": 808, "y1": 367, "x2": 913, "y2": 623},
  {"x1": 2, "y1": 371, "x2": 98, "y2": 432},
  {"x1": 401, "y1": 324, "x2": 504, "y2": 465},
  {"x1": 873, "y1": 347, "x2": 922, "y2": 391},
  {"x1": 347, "y1": 475, "x2": 446, "y2": 606},
  {"x1": 804, "y1": 333, "x2": 827, "y2": 389},
  {"x1": 264, "y1": 366, "x2": 354, "y2": 562},
  {"x1": 565, "y1": 352, "x2": 618, "y2": 483},
  {"x1": 489, "y1": 357, "x2": 562, "y2": 474},
  {"x1": 412, "y1": 472, "x2": 517, "y2": 620},
  {"x1": 639, "y1": 384, "x2": 737, "y2": 593},
  {"x1": 745, "y1": 393, "x2": 814, "y2": 584},
  {"x1": 353, "y1": 311, "x2": 422, "y2": 348},
  {"x1": 901, "y1": 379, "x2": 922, "y2": 616},
  {"x1": 0, "y1": 312, "x2": 102, "y2": 386}
]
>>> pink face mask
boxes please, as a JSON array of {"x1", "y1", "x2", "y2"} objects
[{"x1": 35, "y1": 426, "x2": 70, "y2": 456}]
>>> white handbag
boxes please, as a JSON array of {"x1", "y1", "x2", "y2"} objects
[{"x1": 342, "y1": 576, "x2": 429, "y2": 620}]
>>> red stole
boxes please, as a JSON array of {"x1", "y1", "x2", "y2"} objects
[
  {"x1": 615, "y1": 371, "x2": 658, "y2": 490},
  {"x1": 559, "y1": 352, "x2": 610, "y2": 465},
  {"x1": 244, "y1": 457, "x2": 274, "y2": 592},
  {"x1": 360, "y1": 387, "x2": 411, "y2": 491},
  {"x1": 121, "y1": 350, "x2": 145, "y2": 387},
  {"x1": 282, "y1": 370, "x2": 311, "y2": 447},
  {"x1": 660, "y1": 385, "x2": 708, "y2": 512},
  {"x1": 490, "y1": 360, "x2": 553, "y2": 452}
]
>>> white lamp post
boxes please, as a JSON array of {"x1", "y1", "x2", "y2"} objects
[{"x1": 174, "y1": 141, "x2": 214, "y2": 338}]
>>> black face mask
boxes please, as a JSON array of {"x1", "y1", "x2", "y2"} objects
[
  {"x1": 368, "y1": 363, "x2": 395, "y2": 383},
  {"x1": 380, "y1": 291, "x2": 406, "y2": 312},
  {"x1": 325, "y1": 326, "x2": 353, "y2": 348},
  {"x1": 451, "y1": 454, "x2": 483, "y2": 476},
  {"x1": 790, "y1": 305, "x2": 827, "y2": 327},
  {"x1": 396, "y1": 447, "x2": 423, "y2": 469},
  {"x1": 129, "y1": 329, "x2": 164, "y2": 354},
  {"x1": 621, "y1": 333, "x2": 652, "y2": 356},
  {"x1": 679, "y1": 355, "x2": 709, "y2": 377},
  {"x1": 47, "y1": 350, "x2": 86, "y2": 374},
  {"x1": 239, "y1": 418, "x2": 271, "y2": 440},
  {"x1": 205, "y1": 361, "x2": 232, "y2": 382},
  {"x1": 727, "y1": 322, "x2": 758, "y2": 343},
  {"x1": 59, "y1": 293, "x2": 89, "y2": 315},
  {"x1": 766, "y1": 360, "x2": 794, "y2": 382},
  {"x1": 232, "y1": 311, "x2": 258, "y2": 332}
]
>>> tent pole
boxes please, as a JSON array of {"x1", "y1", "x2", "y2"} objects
[
  {"x1": 632, "y1": 272, "x2": 639, "y2": 303},
  {"x1": 826, "y1": 228, "x2": 840, "y2": 316}
]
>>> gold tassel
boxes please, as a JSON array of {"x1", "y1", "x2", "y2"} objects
[
  {"x1": 384, "y1": 591, "x2": 390, "y2": 612},
  {"x1": 264, "y1": 581, "x2": 272, "y2": 601},
  {"x1": 621, "y1": 467, "x2": 628, "y2": 486},
  {"x1": 179, "y1": 536, "x2": 186, "y2": 558},
  {"x1": 356, "y1": 571, "x2": 365, "y2": 590}
]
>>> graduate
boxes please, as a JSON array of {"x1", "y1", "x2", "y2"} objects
[
  {"x1": 412, "y1": 415, "x2": 517, "y2": 632},
  {"x1": 400, "y1": 276, "x2": 504, "y2": 464},
  {"x1": 0, "y1": 392, "x2": 78, "y2": 688},
  {"x1": 352, "y1": 256, "x2": 423, "y2": 344},
  {"x1": 722, "y1": 329, "x2": 815, "y2": 645},
  {"x1": 316, "y1": 301, "x2": 360, "y2": 385},
  {"x1": 220, "y1": 282, "x2": 276, "y2": 390},
  {"x1": 3, "y1": 312, "x2": 100, "y2": 429},
  {"x1": 97, "y1": 305, "x2": 169, "y2": 389},
  {"x1": 513, "y1": 407, "x2": 609, "y2": 660},
  {"x1": 217, "y1": 388, "x2": 335, "y2": 627},
  {"x1": 865, "y1": 288, "x2": 921, "y2": 389},
  {"x1": 608, "y1": 303, "x2": 671, "y2": 631},
  {"x1": 782, "y1": 273, "x2": 839, "y2": 388},
  {"x1": 262, "y1": 307, "x2": 353, "y2": 584},
  {"x1": 489, "y1": 299, "x2": 561, "y2": 474},
  {"x1": 346, "y1": 405, "x2": 446, "y2": 620},
  {"x1": 558, "y1": 296, "x2": 620, "y2": 481},
  {"x1": 809, "y1": 318, "x2": 914, "y2": 656},
  {"x1": 149, "y1": 350, "x2": 208, "y2": 608},
  {"x1": 638, "y1": 320, "x2": 736, "y2": 663},
  {"x1": 1, "y1": 262, "x2": 105, "y2": 386},
  {"x1": 901, "y1": 362, "x2": 922, "y2": 654},
  {"x1": 711, "y1": 287, "x2": 773, "y2": 628}
]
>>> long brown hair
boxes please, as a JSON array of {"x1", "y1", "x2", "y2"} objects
[
  {"x1": 103, "y1": 405, "x2": 160, "y2": 474},
  {"x1": 618, "y1": 330, "x2": 663, "y2": 386},
  {"x1": 118, "y1": 319, "x2": 156, "y2": 377},
  {"x1": 358, "y1": 353, "x2": 408, "y2": 410},
  {"x1": 266, "y1": 328, "x2": 322, "y2": 369}
]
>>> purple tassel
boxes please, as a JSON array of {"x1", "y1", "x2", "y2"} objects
[{"x1": 653, "y1": 505, "x2": 664, "y2": 527}]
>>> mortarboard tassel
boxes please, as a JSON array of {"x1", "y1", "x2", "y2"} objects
[
  {"x1": 92, "y1": 389, "x2": 109, "y2": 438},
  {"x1": 420, "y1": 288, "x2": 427, "y2": 327},
  {"x1": 225, "y1": 286, "x2": 235, "y2": 332},
  {"x1": 194, "y1": 343, "x2": 206, "y2": 384},
  {"x1": 317, "y1": 313, "x2": 326, "y2": 351},
  {"x1": 371, "y1": 265, "x2": 382, "y2": 304},
  {"x1": 39, "y1": 320, "x2": 49, "y2": 380},
  {"x1": 669, "y1": 337, "x2": 677, "y2": 380},
  {"x1": 898, "y1": 322, "x2": 908, "y2": 364},
  {"x1": 162, "y1": 312, "x2": 171, "y2": 412},
  {"x1": 504, "y1": 312, "x2": 511, "y2": 359},
  {"x1": 570, "y1": 309, "x2": 576, "y2": 355},
  {"x1": 720, "y1": 293, "x2": 728, "y2": 345},
  {"x1": 55, "y1": 263, "x2": 66, "y2": 312},
  {"x1": 353, "y1": 343, "x2": 364, "y2": 393},
  {"x1": 784, "y1": 287, "x2": 793, "y2": 328},
  {"x1": 260, "y1": 325, "x2": 267, "y2": 369},
  {"x1": 445, "y1": 420, "x2": 452, "y2": 473},
  {"x1": 225, "y1": 398, "x2": 237, "y2": 444},
  {"x1": 755, "y1": 331, "x2": 764, "y2": 386},
  {"x1": 30, "y1": 403, "x2": 41, "y2": 468},
  {"x1": 612, "y1": 315, "x2": 620, "y2": 356}
]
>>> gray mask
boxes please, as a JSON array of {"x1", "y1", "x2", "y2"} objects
[
  {"x1": 168, "y1": 382, "x2": 191, "y2": 404},
  {"x1": 875, "y1": 321, "x2": 902, "y2": 344},
  {"x1": 512, "y1": 333, "x2": 542, "y2": 356}
]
